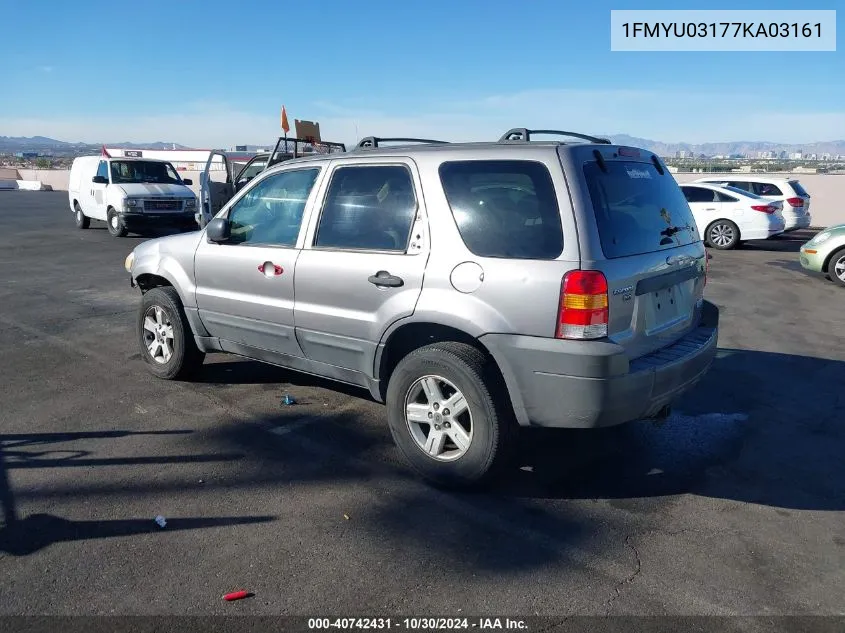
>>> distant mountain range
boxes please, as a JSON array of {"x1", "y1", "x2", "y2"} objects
[
  {"x1": 3, "y1": 134, "x2": 845, "y2": 158},
  {"x1": 603, "y1": 134, "x2": 845, "y2": 157},
  {"x1": 0, "y1": 136, "x2": 189, "y2": 151}
]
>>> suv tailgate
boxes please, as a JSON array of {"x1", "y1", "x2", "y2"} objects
[{"x1": 563, "y1": 147, "x2": 707, "y2": 360}]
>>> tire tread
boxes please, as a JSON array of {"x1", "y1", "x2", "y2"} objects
[
  {"x1": 138, "y1": 286, "x2": 204, "y2": 380},
  {"x1": 387, "y1": 341, "x2": 517, "y2": 489}
]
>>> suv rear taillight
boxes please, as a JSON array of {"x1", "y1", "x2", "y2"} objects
[
  {"x1": 557, "y1": 271, "x2": 608, "y2": 340},
  {"x1": 786, "y1": 197, "x2": 805, "y2": 208},
  {"x1": 750, "y1": 205, "x2": 775, "y2": 214}
]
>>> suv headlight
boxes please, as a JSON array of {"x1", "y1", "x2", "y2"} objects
[
  {"x1": 124, "y1": 251, "x2": 135, "y2": 273},
  {"x1": 124, "y1": 198, "x2": 139, "y2": 208},
  {"x1": 185, "y1": 198, "x2": 196, "y2": 208}
]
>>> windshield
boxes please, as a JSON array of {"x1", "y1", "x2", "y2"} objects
[
  {"x1": 110, "y1": 160, "x2": 183, "y2": 185},
  {"x1": 583, "y1": 160, "x2": 699, "y2": 259},
  {"x1": 237, "y1": 159, "x2": 268, "y2": 182}
]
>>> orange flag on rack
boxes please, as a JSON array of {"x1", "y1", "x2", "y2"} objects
[{"x1": 281, "y1": 106, "x2": 290, "y2": 134}]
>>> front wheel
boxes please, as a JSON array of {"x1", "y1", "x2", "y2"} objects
[
  {"x1": 827, "y1": 248, "x2": 845, "y2": 288},
  {"x1": 107, "y1": 208, "x2": 128, "y2": 237},
  {"x1": 138, "y1": 287, "x2": 205, "y2": 380},
  {"x1": 705, "y1": 220, "x2": 740, "y2": 250},
  {"x1": 385, "y1": 342, "x2": 516, "y2": 489}
]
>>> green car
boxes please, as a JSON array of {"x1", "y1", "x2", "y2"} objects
[{"x1": 799, "y1": 224, "x2": 845, "y2": 287}]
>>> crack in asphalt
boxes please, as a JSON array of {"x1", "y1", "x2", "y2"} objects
[{"x1": 604, "y1": 534, "x2": 643, "y2": 616}]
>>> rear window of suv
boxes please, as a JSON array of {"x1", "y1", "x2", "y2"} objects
[
  {"x1": 439, "y1": 160, "x2": 564, "y2": 259},
  {"x1": 788, "y1": 180, "x2": 809, "y2": 197},
  {"x1": 583, "y1": 160, "x2": 699, "y2": 259}
]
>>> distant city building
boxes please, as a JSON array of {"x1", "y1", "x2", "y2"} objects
[{"x1": 14, "y1": 151, "x2": 39, "y2": 159}]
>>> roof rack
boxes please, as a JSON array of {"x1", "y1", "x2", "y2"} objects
[
  {"x1": 498, "y1": 128, "x2": 611, "y2": 145},
  {"x1": 267, "y1": 136, "x2": 346, "y2": 159},
  {"x1": 356, "y1": 136, "x2": 449, "y2": 149}
]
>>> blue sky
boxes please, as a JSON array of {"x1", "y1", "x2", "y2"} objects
[{"x1": 1, "y1": 0, "x2": 842, "y2": 147}]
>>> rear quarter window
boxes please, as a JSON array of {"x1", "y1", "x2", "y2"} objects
[
  {"x1": 583, "y1": 161, "x2": 699, "y2": 259},
  {"x1": 438, "y1": 160, "x2": 563, "y2": 259}
]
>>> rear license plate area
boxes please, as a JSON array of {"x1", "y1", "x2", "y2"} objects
[{"x1": 644, "y1": 287, "x2": 686, "y2": 333}]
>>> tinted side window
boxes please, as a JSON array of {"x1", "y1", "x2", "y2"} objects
[
  {"x1": 314, "y1": 165, "x2": 417, "y2": 252},
  {"x1": 96, "y1": 161, "x2": 109, "y2": 180},
  {"x1": 753, "y1": 182, "x2": 783, "y2": 196},
  {"x1": 716, "y1": 191, "x2": 739, "y2": 202},
  {"x1": 682, "y1": 186, "x2": 716, "y2": 203},
  {"x1": 727, "y1": 181, "x2": 752, "y2": 192},
  {"x1": 227, "y1": 168, "x2": 320, "y2": 246},
  {"x1": 583, "y1": 161, "x2": 699, "y2": 259},
  {"x1": 438, "y1": 160, "x2": 563, "y2": 259}
]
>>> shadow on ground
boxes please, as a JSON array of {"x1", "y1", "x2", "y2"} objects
[
  {"x1": 492, "y1": 348, "x2": 845, "y2": 511},
  {"x1": 0, "y1": 429, "x2": 275, "y2": 556}
]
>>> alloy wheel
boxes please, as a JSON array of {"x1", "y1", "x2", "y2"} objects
[
  {"x1": 404, "y1": 375, "x2": 473, "y2": 462},
  {"x1": 709, "y1": 223, "x2": 734, "y2": 248},
  {"x1": 142, "y1": 305, "x2": 175, "y2": 364}
]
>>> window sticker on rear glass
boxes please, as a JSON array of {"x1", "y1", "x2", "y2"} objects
[{"x1": 626, "y1": 167, "x2": 652, "y2": 179}]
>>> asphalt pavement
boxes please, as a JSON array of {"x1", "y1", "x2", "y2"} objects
[{"x1": 0, "y1": 191, "x2": 843, "y2": 618}]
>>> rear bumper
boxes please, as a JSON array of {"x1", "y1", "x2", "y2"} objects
[
  {"x1": 480, "y1": 300, "x2": 719, "y2": 429},
  {"x1": 120, "y1": 211, "x2": 198, "y2": 230},
  {"x1": 784, "y1": 213, "x2": 812, "y2": 231}
]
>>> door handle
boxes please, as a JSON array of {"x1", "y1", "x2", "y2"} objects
[
  {"x1": 368, "y1": 271, "x2": 404, "y2": 288},
  {"x1": 258, "y1": 261, "x2": 283, "y2": 276},
  {"x1": 704, "y1": 207, "x2": 717, "y2": 211}
]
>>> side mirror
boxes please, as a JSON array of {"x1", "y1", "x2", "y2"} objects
[
  {"x1": 92, "y1": 176, "x2": 108, "y2": 184},
  {"x1": 182, "y1": 178, "x2": 193, "y2": 185},
  {"x1": 206, "y1": 217, "x2": 231, "y2": 243}
]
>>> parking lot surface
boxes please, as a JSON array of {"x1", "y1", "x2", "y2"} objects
[{"x1": 0, "y1": 192, "x2": 843, "y2": 617}]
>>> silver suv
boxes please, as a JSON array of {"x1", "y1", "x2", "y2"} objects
[{"x1": 124, "y1": 128, "x2": 719, "y2": 488}]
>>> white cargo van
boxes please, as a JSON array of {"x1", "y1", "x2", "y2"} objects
[{"x1": 68, "y1": 156, "x2": 198, "y2": 237}]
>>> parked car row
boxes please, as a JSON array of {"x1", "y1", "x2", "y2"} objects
[{"x1": 677, "y1": 175, "x2": 813, "y2": 250}]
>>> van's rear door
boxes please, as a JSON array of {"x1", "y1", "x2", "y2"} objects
[{"x1": 562, "y1": 146, "x2": 707, "y2": 360}]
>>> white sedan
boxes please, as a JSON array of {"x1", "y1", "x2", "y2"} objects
[{"x1": 679, "y1": 183, "x2": 786, "y2": 250}]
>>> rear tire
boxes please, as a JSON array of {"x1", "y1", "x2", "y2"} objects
[
  {"x1": 385, "y1": 342, "x2": 517, "y2": 489},
  {"x1": 73, "y1": 202, "x2": 90, "y2": 229},
  {"x1": 705, "y1": 220, "x2": 740, "y2": 250},
  {"x1": 826, "y1": 248, "x2": 845, "y2": 288},
  {"x1": 138, "y1": 287, "x2": 205, "y2": 380},
  {"x1": 107, "y1": 207, "x2": 128, "y2": 237}
]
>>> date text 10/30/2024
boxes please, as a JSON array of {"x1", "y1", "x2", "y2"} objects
[{"x1": 307, "y1": 618, "x2": 528, "y2": 630}]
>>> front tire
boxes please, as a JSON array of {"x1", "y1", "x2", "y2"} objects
[
  {"x1": 705, "y1": 220, "x2": 740, "y2": 250},
  {"x1": 385, "y1": 342, "x2": 516, "y2": 489},
  {"x1": 138, "y1": 287, "x2": 205, "y2": 380},
  {"x1": 826, "y1": 248, "x2": 845, "y2": 288},
  {"x1": 73, "y1": 202, "x2": 90, "y2": 229},
  {"x1": 107, "y1": 207, "x2": 128, "y2": 237}
]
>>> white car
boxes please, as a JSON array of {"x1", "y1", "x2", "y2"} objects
[
  {"x1": 693, "y1": 176, "x2": 811, "y2": 232},
  {"x1": 68, "y1": 155, "x2": 198, "y2": 237},
  {"x1": 679, "y1": 183, "x2": 785, "y2": 250}
]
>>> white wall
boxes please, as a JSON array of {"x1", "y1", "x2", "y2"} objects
[{"x1": 12, "y1": 169, "x2": 844, "y2": 228}]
